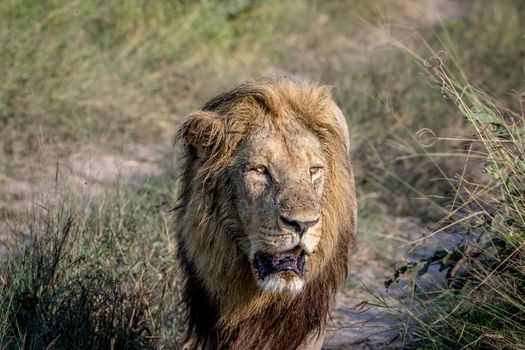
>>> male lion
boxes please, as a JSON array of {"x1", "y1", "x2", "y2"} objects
[{"x1": 175, "y1": 77, "x2": 356, "y2": 350}]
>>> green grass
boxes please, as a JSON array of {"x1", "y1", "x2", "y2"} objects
[{"x1": 1, "y1": 0, "x2": 524, "y2": 348}]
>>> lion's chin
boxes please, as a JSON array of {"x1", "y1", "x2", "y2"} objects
[
  {"x1": 252, "y1": 248, "x2": 306, "y2": 295},
  {"x1": 257, "y1": 271, "x2": 305, "y2": 295}
]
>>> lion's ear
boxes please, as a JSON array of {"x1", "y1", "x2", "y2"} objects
[
  {"x1": 331, "y1": 104, "x2": 350, "y2": 152},
  {"x1": 178, "y1": 111, "x2": 225, "y2": 159}
]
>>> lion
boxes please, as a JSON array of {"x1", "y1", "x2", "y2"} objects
[{"x1": 175, "y1": 77, "x2": 357, "y2": 350}]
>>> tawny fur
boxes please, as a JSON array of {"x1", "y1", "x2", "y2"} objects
[{"x1": 175, "y1": 77, "x2": 357, "y2": 350}]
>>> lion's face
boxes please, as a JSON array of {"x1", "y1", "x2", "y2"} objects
[{"x1": 231, "y1": 119, "x2": 326, "y2": 294}]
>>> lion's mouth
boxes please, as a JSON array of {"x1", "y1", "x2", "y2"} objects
[{"x1": 253, "y1": 247, "x2": 306, "y2": 281}]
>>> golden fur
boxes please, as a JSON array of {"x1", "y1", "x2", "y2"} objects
[{"x1": 175, "y1": 77, "x2": 357, "y2": 349}]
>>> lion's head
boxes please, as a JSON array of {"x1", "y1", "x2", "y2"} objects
[{"x1": 176, "y1": 77, "x2": 356, "y2": 349}]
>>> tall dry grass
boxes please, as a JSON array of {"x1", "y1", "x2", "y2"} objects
[
  {"x1": 387, "y1": 51, "x2": 525, "y2": 349},
  {"x1": 0, "y1": 178, "x2": 180, "y2": 349}
]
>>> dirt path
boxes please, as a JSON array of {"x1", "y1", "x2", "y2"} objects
[
  {"x1": 0, "y1": 143, "x2": 169, "y2": 209},
  {"x1": 0, "y1": 142, "x2": 171, "y2": 261},
  {"x1": 324, "y1": 216, "x2": 469, "y2": 349}
]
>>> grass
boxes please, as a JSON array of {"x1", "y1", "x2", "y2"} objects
[
  {"x1": 352, "y1": 0, "x2": 524, "y2": 219},
  {"x1": 383, "y1": 33, "x2": 525, "y2": 350},
  {"x1": 0, "y1": 0, "x2": 260, "y2": 176},
  {"x1": 401, "y1": 87, "x2": 524, "y2": 349},
  {"x1": 0, "y1": 177, "x2": 180, "y2": 349},
  {"x1": 0, "y1": 0, "x2": 524, "y2": 348}
]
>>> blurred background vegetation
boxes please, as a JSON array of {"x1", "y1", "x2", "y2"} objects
[{"x1": 0, "y1": 0, "x2": 523, "y2": 349}]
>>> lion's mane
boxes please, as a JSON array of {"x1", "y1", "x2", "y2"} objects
[{"x1": 175, "y1": 77, "x2": 357, "y2": 350}]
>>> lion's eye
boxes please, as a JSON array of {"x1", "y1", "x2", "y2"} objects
[
  {"x1": 310, "y1": 166, "x2": 322, "y2": 175},
  {"x1": 254, "y1": 165, "x2": 269, "y2": 175}
]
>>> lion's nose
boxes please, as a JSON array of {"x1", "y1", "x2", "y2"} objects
[{"x1": 279, "y1": 215, "x2": 319, "y2": 236}]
